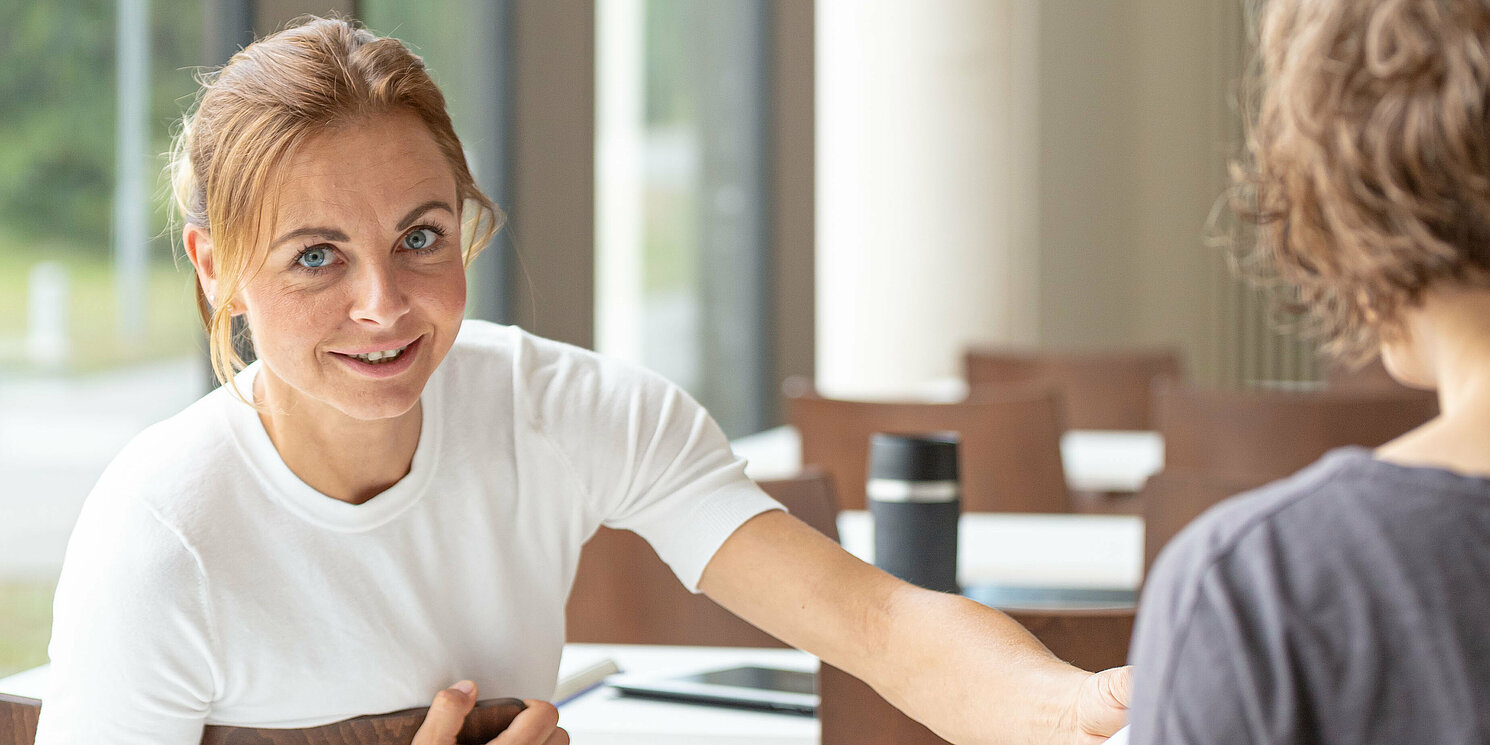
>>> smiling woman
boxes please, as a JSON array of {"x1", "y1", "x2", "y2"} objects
[
  {"x1": 167, "y1": 22, "x2": 499, "y2": 393},
  {"x1": 35, "y1": 16, "x2": 1130, "y2": 745}
]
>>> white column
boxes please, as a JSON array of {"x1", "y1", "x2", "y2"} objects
[{"x1": 816, "y1": 0, "x2": 1039, "y2": 398}]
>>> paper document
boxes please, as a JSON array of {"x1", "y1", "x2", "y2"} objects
[{"x1": 554, "y1": 657, "x2": 621, "y2": 705}]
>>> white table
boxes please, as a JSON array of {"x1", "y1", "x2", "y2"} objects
[
  {"x1": 558, "y1": 644, "x2": 818, "y2": 745},
  {"x1": 836, "y1": 510, "x2": 1143, "y2": 591},
  {"x1": 731, "y1": 425, "x2": 1164, "y2": 495}
]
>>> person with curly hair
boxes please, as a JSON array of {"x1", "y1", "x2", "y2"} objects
[{"x1": 1129, "y1": 1, "x2": 1490, "y2": 742}]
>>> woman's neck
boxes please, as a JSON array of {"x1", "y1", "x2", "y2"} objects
[{"x1": 253, "y1": 372, "x2": 423, "y2": 505}]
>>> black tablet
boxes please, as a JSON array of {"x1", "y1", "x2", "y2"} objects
[{"x1": 607, "y1": 664, "x2": 818, "y2": 716}]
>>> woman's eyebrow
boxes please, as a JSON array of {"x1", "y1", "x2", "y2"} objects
[
  {"x1": 396, "y1": 200, "x2": 455, "y2": 231},
  {"x1": 269, "y1": 200, "x2": 453, "y2": 248},
  {"x1": 272, "y1": 226, "x2": 349, "y2": 248}
]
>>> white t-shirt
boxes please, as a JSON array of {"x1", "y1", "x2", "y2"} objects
[{"x1": 35, "y1": 320, "x2": 782, "y2": 743}]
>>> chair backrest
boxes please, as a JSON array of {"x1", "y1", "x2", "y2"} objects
[
  {"x1": 0, "y1": 694, "x2": 37, "y2": 745},
  {"x1": 786, "y1": 380, "x2": 1069, "y2": 512},
  {"x1": 0, "y1": 692, "x2": 522, "y2": 745},
  {"x1": 1156, "y1": 384, "x2": 1439, "y2": 482},
  {"x1": 1140, "y1": 468, "x2": 1272, "y2": 573},
  {"x1": 565, "y1": 470, "x2": 840, "y2": 648},
  {"x1": 1145, "y1": 384, "x2": 1437, "y2": 574},
  {"x1": 817, "y1": 606, "x2": 1135, "y2": 745},
  {"x1": 964, "y1": 347, "x2": 1182, "y2": 430}
]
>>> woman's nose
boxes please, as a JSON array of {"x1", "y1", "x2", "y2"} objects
[{"x1": 348, "y1": 263, "x2": 411, "y2": 326}]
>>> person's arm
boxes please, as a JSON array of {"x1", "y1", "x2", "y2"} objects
[
  {"x1": 698, "y1": 510, "x2": 1130, "y2": 745},
  {"x1": 34, "y1": 490, "x2": 217, "y2": 744}
]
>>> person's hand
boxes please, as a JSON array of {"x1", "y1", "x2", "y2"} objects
[
  {"x1": 413, "y1": 680, "x2": 570, "y2": 745},
  {"x1": 1056, "y1": 666, "x2": 1131, "y2": 745}
]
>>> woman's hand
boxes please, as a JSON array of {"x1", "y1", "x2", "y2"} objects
[
  {"x1": 413, "y1": 681, "x2": 569, "y2": 745},
  {"x1": 1056, "y1": 666, "x2": 1131, "y2": 745}
]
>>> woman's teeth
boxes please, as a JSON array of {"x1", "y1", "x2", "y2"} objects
[{"x1": 351, "y1": 345, "x2": 408, "y2": 363}]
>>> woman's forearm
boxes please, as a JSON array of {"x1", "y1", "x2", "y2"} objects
[
  {"x1": 865, "y1": 586, "x2": 1089, "y2": 745},
  {"x1": 700, "y1": 512, "x2": 1103, "y2": 745}
]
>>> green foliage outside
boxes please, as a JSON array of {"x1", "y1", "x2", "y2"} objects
[
  {"x1": 0, "y1": 0, "x2": 205, "y2": 678},
  {"x1": 0, "y1": 0, "x2": 203, "y2": 251},
  {"x1": 0, "y1": 581, "x2": 54, "y2": 678},
  {"x1": 0, "y1": 0, "x2": 205, "y2": 377}
]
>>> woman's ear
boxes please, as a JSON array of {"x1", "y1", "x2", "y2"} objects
[{"x1": 183, "y1": 224, "x2": 227, "y2": 313}]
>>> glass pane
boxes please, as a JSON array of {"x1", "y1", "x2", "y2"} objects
[
  {"x1": 596, "y1": 0, "x2": 771, "y2": 438},
  {"x1": 359, "y1": 0, "x2": 508, "y2": 323},
  {"x1": 0, "y1": 0, "x2": 205, "y2": 676}
]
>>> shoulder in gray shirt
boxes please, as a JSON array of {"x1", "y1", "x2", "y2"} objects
[{"x1": 1128, "y1": 447, "x2": 1490, "y2": 745}]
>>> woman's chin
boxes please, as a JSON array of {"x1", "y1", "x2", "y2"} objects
[{"x1": 333, "y1": 390, "x2": 424, "y2": 423}]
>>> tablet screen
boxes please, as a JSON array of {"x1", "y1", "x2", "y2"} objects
[
  {"x1": 681, "y1": 666, "x2": 816, "y2": 695},
  {"x1": 608, "y1": 664, "x2": 819, "y2": 715}
]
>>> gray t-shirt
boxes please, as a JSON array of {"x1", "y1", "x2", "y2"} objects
[{"x1": 1129, "y1": 447, "x2": 1490, "y2": 745}]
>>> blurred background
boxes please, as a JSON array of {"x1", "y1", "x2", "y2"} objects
[{"x1": 0, "y1": 0, "x2": 1310, "y2": 676}]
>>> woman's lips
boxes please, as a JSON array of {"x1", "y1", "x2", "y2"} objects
[{"x1": 331, "y1": 336, "x2": 422, "y2": 378}]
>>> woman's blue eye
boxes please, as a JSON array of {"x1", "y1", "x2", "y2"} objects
[
  {"x1": 403, "y1": 228, "x2": 438, "y2": 251},
  {"x1": 297, "y1": 247, "x2": 330, "y2": 268}
]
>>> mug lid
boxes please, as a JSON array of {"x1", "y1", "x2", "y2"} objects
[{"x1": 868, "y1": 432, "x2": 960, "y2": 482}]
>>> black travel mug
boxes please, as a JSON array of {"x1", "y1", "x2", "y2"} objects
[{"x1": 867, "y1": 432, "x2": 960, "y2": 594}]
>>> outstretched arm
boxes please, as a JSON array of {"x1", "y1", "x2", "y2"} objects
[{"x1": 698, "y1": 510, "x2": 1130, "y2": 745}]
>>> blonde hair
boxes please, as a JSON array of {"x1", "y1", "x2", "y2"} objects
[
  {"x1": 1234, "y1": 0, "x2": 1490, "y2": 360},
  {"x1": 169, "y1": 16, "x2": 502, "y2": 387}
]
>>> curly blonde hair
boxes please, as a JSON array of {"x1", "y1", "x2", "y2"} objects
[
  {"x1": 169, "y1": 16, "x2": 502, "y2": 388},
  {"x1": 1235, "y1": 0, "x2": 1490, "y2": 360}
]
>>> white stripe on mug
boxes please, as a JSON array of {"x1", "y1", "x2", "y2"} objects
[{"x1": 866, "y1": 479, "x2": 959, "y2": 503}]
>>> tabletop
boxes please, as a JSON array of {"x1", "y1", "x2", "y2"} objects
[
  {"x1": 558, "y1": 644, "x2": 819, "y2": 745},
  {"x1": 836, "y1": 510, "x2": 1143, "y2": 591}
]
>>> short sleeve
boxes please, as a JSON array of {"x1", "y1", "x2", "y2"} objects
[
  {"x1": 35, "y1": 485, "x2": 218, "y2": 744},
  {"x1": 1128, "y1": 517, "x2": 1308, "y2": 745},
  {"x1": 521, "y1": 335, "x2": 782, "y2": 592}
]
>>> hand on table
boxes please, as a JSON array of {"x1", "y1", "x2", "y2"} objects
[
  {"x1": 1057, "y1": 665, "x2": 1131, "y2": 745},
  {"x1": 413, "y1": 681, "x2": 569, "y2": 745}
]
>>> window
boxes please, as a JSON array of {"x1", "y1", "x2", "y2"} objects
[
  {"x1": 0, "y1": 0, "x2": 204, "y2": 676},
  {"x1": 360, "y1": 0, "x2": 512, "y2": 323},
  {"x1": 595, "y1": 0, "x2": 773, "y2": 438}
]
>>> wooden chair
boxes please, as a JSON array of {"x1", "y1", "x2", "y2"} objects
[
  {"x1": 1144, "y1": 384, "x2": 1437, "y2": 573},
  {"x1": 1156, "y1": 383, "x2": 1438, "y2": 482},
  {"x1": 1139, "y1": 468, "x2": 1272, "y2": 573},
  {"x1": 964, "y1": 347, "x2": 1182, "y2": 431},
  {"x1": 785, "y1": 379, "x2": 1070, "y2": 513},
  {"x1": 565, "y1": 470, "x2": 840, "y2": 647},
  {"x1": 818, "y1": 607, "x2": 1135, "y2": 745},
  {"x1": 0, "y1": 693, "x2": 522, "y2": 745},
  {"x1": 0, "y1": 696, "x2": 36, "y2": 745}
]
